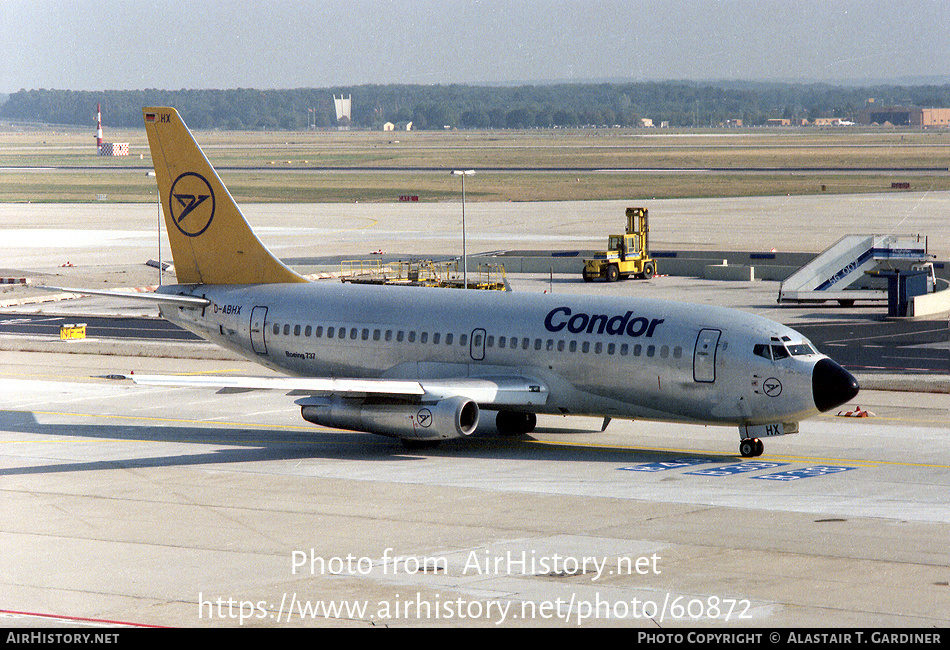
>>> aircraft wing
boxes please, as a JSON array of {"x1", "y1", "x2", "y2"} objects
[
  {"x1": 414, "y1": 376, "x2": 547, "y2": 406},
  {"x1": 128, "y1": 374, "x2": 425, "y2": 396},
  {"x1": 127, "y1": 374, "x2": 548, "y2": 407}
]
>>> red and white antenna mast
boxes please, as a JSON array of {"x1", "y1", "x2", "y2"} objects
[{"x1": 96, "y1": 103, "x2": 103, "y2": 151}]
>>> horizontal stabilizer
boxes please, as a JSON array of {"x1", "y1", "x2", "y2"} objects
[{"x1": 38, "y1": 286, "x2": 210, "y2": 308}]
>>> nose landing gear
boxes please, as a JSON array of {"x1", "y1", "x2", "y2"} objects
[{"x1": 739, "y1": 437, "x2": 764, "y2": 457}]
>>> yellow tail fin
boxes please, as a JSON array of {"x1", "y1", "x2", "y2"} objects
[{"x1": 143, "y1": 107, "x2": 306, "y2": 285}]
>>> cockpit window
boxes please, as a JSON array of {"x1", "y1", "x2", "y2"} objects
[
  {"x1": 756, "y1": 341, "x2": 815, "y2": 360},
  {"x1": 770, "y1": 344, "x2": 790, "y2": 360},
  {"x1": 787, "y1": 343, "x2": 815, "y2": 356}
]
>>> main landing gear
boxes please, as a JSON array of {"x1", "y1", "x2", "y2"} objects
[
  {"x1": 496, "y1": 410, "x2": 537, "y2": 436},
  {"x1": 739, "y1": 437, "x2": 764, "y2": 458}
]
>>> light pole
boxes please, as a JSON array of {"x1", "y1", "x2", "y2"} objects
[{"x1": 452, "y1": 170, "x2": 475, "y2": 288}]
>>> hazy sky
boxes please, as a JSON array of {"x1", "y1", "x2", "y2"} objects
[{"x1": 2, "y1": 0, "x2": 948, "y2": 92}]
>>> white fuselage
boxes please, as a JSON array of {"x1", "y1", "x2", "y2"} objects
[{"x1": 159, "y1": 281, "x2": 828, "y2": 427}]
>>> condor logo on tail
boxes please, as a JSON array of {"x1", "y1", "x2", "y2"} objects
[{"x1": 169, "y1": 172, "x2": 215, "y2": 237}]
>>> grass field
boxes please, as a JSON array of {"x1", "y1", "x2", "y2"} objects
[{"x1": 1, "y1": 126, "x2": 949, "y2": 203}]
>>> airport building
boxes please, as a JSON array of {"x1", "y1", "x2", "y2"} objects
[
  {"x1": 98, "y1": 142, "x2": 129, "y2": 156},
  {"x1": 334, "y1": 94, "x2": 352, "y2": 128},
  {"x1": 812, "y1": 117, "x2": 851, "y2": 126},
  {"x1": 857, "y1": 105, "x2": 950, "y2": 127}
]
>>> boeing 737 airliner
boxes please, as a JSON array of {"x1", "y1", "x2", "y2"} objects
[{"x1": 64, "y1": 107, "x2": 861, "y2": 457}]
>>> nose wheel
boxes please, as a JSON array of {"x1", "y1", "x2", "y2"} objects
[{"x1": 739, "y1": 437, "x2": 764, "y2": 457}]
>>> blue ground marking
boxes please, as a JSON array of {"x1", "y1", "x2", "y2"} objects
[
  {"x1": 750, "y1": 466, "x2": 857, "y2": 481},
  {"x1": 619, "y1": 458, "x2": 716, "y2": 472},
  {"x1": 684, "y1": 461, "x2": 788, "y2": 476}
]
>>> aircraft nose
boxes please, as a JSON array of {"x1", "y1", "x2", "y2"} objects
[{"x1": 812, "y1": 358, "x2": 860, "y2": 412}]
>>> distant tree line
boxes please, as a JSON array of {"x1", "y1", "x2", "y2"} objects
[{"x1": 2, "y1": 82, "x2": 949, "y2": 130}]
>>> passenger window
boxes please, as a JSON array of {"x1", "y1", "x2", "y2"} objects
[
  {"x1": 582, "y1": 341, "x2": 590, "y2": 353},
  {"x1": 647, "y1": 345, "x2": 655, "y2": 357},
  {"x1": 620, "y1": 343, "x2": 628, "y2": 356},
  {"x1": 385, "y1": 330, "x2": 392, "y2": 341},
  {"x1": 294, "y1": 324, "x2": 301, "y2": 336},
  {"x1": 421, "y1": 332, "x2": 428, "y2": 344},
  {"x1": 408, "y1": 331, "x2": 416, "y2": 343},
  {"x1": 273, "y1": 323, "x2": 280, "y2": 335},
  {"x1": 315, "y1": 326, "x2": 323, "y2": 338},
  {"x1": 350, "y1": 328, "x2": 358, "y2": 340},
  {"x1": 569, "y1": 341, "x2": 577, "y2": 353},
  {"x1": 339, "y1": 328, "x2": 347, "y2": 340},
  {"x1": 460, "y1": 334, "x2": 468, "y2": 346},
  {"x1": 305, "y1": 325, "x2": 312, "y2": 337},
  {"x1": 486, "y1": 335, "x2": 493, "y2": 347},
  {"x1": 608, "y1": 343, "x2": 615, "y2": 355},
  {"x1": 557, "y1": 340, "x2": 565, "y2": 352},
  {"x1": 283, "y1": 324, "x2": 290, "y2": 336},
  {"x1": 446, "y1": 333, "x2": 454, "y2": 345},
  {"x1": 499, "y1": 336, "x2": 507, "y2": 348},
  {"x1": 661, "y1": 345, "x2": 669, "y2": 358},
  {"x1": 327, "y1": 326, "x2": 335, "y2": 338},
  {"x1": 373, "y1": 329, "x2": 380, "y2": 341},
  {"x1": 433, "y1": 333, "x2": 441, "y2": 344}
]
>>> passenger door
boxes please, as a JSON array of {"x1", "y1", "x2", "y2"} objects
[
  {"x1": 693, "y1": 328, "x2": 721, "y2": 383},
  {"x1": 470, "y1": 328, "x2": 486, "y2": 361},
  {"x1": 250, "y1": 306, "x2": 268, "y2": 355}
]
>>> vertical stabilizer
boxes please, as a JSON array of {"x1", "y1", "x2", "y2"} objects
[{"x1": 143, "y1": 107, "x2": 306, "y2": 285}]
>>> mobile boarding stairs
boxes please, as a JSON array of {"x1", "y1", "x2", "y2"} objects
[{"x1": 778, "y1": 234, "x2": 935, "y2": 306}]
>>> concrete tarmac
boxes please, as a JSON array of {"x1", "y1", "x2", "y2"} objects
[
  {"x1": 0, "y1": 190, "x2": 948, "y2": 274},
  {"x1": 0, "y1": 350, "x2": 947, "y2": 628},
  {"x1": 0, "y1": 196, "x2": 948, "y2": 628}
]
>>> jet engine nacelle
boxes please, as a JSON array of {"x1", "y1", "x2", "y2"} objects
[{"x1": 300, "y1": 396, "x2": 479, "y2": 441}]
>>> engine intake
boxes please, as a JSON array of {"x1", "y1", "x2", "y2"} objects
[{"x1": 300, "y1": 396, "x2": 479, "y2": 441}]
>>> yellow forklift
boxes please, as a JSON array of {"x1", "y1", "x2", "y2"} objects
[{"x1": 582, "y1": 207, "x2": 656, "y2": 282}]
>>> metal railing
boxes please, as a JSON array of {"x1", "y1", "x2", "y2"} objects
[{"x1": 340, "y1": 258, "x2": 507, "y2": 290}]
